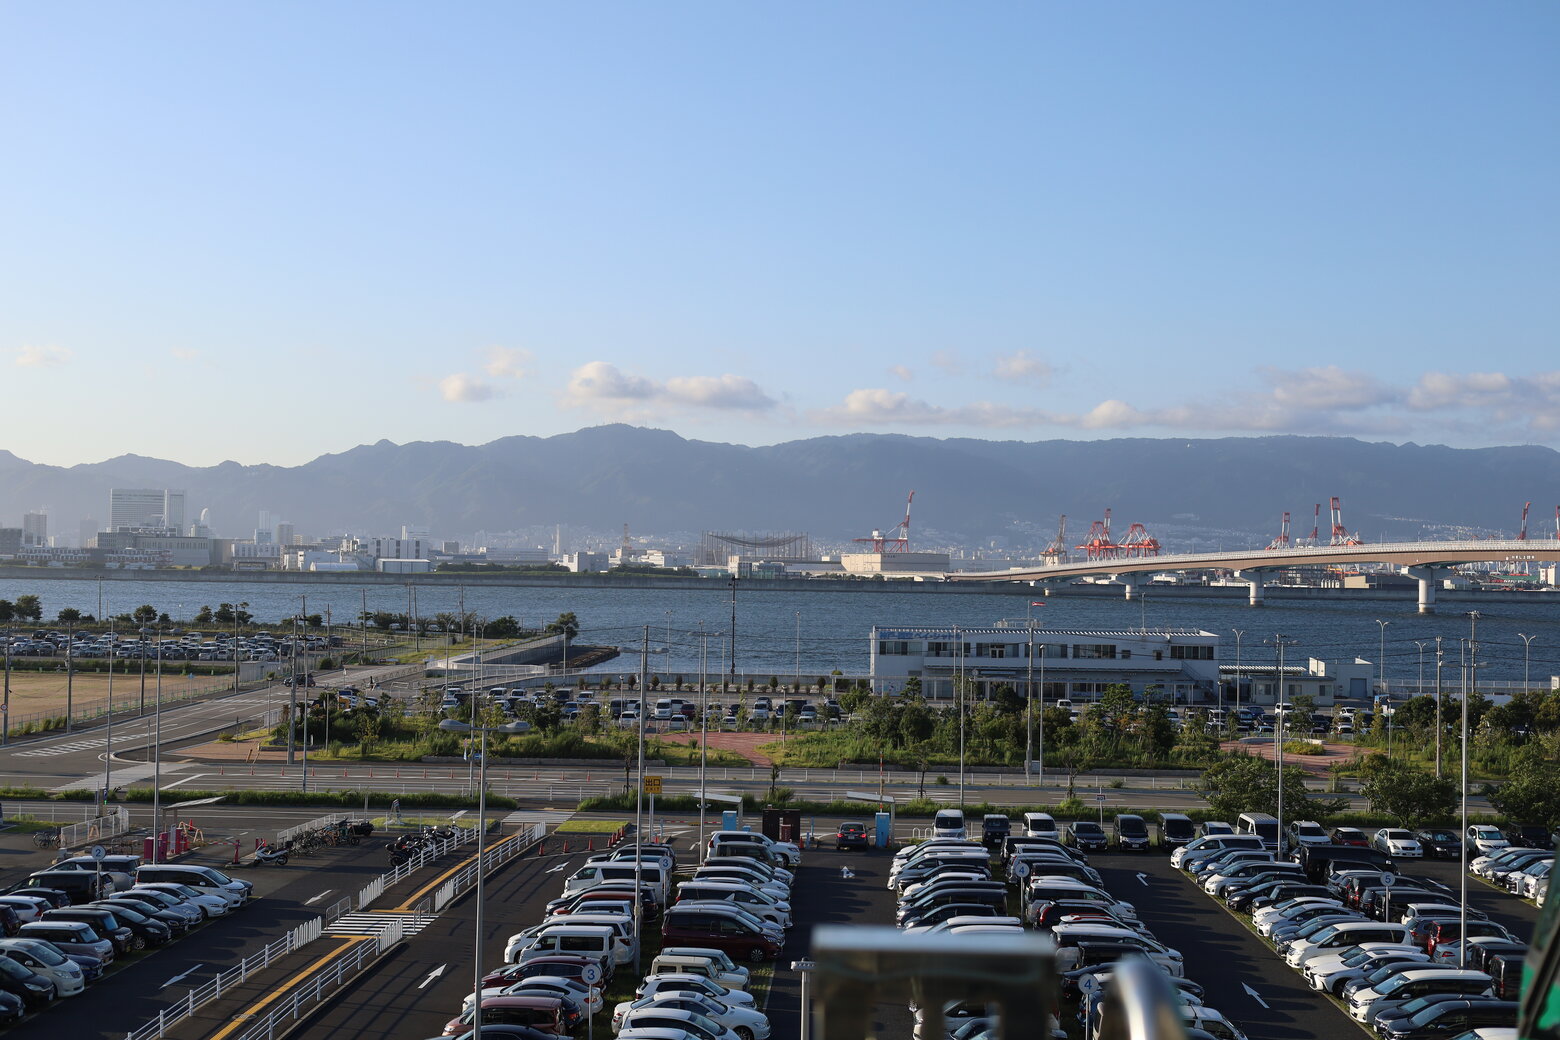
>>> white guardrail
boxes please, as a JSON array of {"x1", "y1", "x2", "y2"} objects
[
  {"x1": 234, "y1": 821, "x2": 549, "y2": 1040},
  {"x1": 120, "y1": 817, "x2": 538, "y2": 1040},
  {"x1": 59, "y1": 807, "x2": 131, "y2": 849}
]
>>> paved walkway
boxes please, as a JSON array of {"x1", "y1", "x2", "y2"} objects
[
  {"x1": 655, "y1": 731, "x2": 775, "y2": 765},
  {"x1": 1219, "y1": 737, "x2": 1364, "y2": 776}
]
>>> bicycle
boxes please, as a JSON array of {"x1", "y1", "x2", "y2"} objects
[{"x1": 32, "y1": 829, "x2": 59, "y2": 849}]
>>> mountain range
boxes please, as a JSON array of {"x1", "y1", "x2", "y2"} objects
[{"x1": 3, "y1": 426, "x2": 1558, "y2": 551}]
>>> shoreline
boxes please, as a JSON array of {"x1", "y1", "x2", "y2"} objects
[{"x1": 0, "y1": 565, "x2": 1554, "y2": 605}]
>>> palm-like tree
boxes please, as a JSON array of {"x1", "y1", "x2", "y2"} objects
[{"x1": 545, "y1": 612, "x2": 580, "y2": 643}]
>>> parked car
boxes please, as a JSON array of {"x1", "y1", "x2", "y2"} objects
[
  {"x1": 1371, "y1": 829, "x2": 1424, "y2": 859},
  {"x1": 835, "y1": 823, "x2": 869, "y2": 851},
  {"x1": 1067, "y1": 822, "x2": 1108, "y2": 852},
  {"x1": 1415, "y1": 829, "x2": 1464, "y2": 859}
]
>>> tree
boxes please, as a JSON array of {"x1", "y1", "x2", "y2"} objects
[
  {"x1": 1359, "y1": 755, "x2": 1457, "y2": 828},
  {"x1": 158, "y1": 612, "x2": 172, "y2": 626},
  {"x1": 14, "y1": 595, "x2": 42, "y2": 621},
  {"x1": 1199, "y1": 754, "x2": 1346, "y2": 820},
  {"x1": 57, "y1": 607, "x2": 82, "y2": 623},
  {"x1": 132, "y1": 604, "x2": 158, "y2": 625},
  {"x1": 545, "y1": 612, "x2": 580, "y2": 642},
  {"x1": 214, "y1": 603, "x2": 235, "y2": 624},
  {"x1": 486, "y1": 615, "x2": 520, "y2": 639},
  {"x1": 194, "y1": 605, "x2": 214, "y2": 625},
  {"x1": 0, "y1": 600, "x2": 13, "y2": 623},
  {"x1": 371, "y1": 612, "x2": 396, "y2": 631},
  {"x1": 1489, "y1": 744, "x2": 1560, "y2": 829}
]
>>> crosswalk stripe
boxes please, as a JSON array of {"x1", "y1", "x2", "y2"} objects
[{"x1": 323, "y1": 911, "x2": 433, "y2": 937}]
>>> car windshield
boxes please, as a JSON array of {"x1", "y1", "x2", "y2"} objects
[
  {"x1": 1406, "y1": 1001, "x2": 1461, "y2": 1026},
  {"x1": 0, "y1": 959, "x2": 28, "y2": 980},
  {"x1": 1474, "y1": 828, "x2": 1502, "y2": 839},
  {"x1": 1302, "y1": 924, "x2": 1341, "y2": 942},
  {"x1": 1075, "y1": 824, "x2": 1103, "y2": 836}
]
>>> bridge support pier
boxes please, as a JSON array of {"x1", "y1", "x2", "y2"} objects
[
  {"x1": 1404, "y1": 566, "x2": 1439, "y2": 615},
  {"x1": 1234, "y1": 570, "x2": 1265, "y2": 607},
  {"x1": 1116, "y1": 577, "x2": 1138, "y2": 600}
]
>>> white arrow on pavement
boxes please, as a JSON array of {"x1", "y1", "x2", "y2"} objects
[
  {"x1": 1135, "y1": 873, "x2": 1150, "y2": 886},
  {"x1": 545, "y1": 862, "x2": 570, "y2": 874},
  {"x1": 161, "y1": 965, "x2": 204, "y2": 990},
  {"x1": 304, "y1": 889, "x2": 334, "y2": 905},
  {"x1": 418, "y1": 964, "x2": 447, "y2": 989},
  {"x1": 1241, "y1": 983, "x2": 1269, "y2": 1009}
]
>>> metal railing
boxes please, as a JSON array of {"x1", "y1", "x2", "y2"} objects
[
  {"x1": 121, "y1": 913, "x2": 337, "y2": 1040},
  {"x1": 58, "y1": 807, "x2": 130, "y2": 849},
  {"x1": 276, "y1": 812, "x2": 353, "y2": 843},
  {"x1": 225, "y1": 821, "x2": 548, "y2": 1040}
]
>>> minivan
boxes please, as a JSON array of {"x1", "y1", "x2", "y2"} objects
[
  {"x1": 932, "y1": 810, "x2": 967, "y2": 840},
  {"x1": 17, "y1": 921, "x2": 113, "y2": 964},
  {"x1": 1237, "y1": 812, "x2": 1281, "y2": 853},
  {"x1": 651, "y1": 948, "x2": 750, "y2": 989},
  {"x1": 1023, "y1": 813, "x2": 1058, "y2": 839},
  {"x1": 52, "y1": 856, "x2": 141, "y2": 891},
  {"x1": 1113, "y1": 815, "x2": 1150, "y2": 852},
  {"x1": 563, "y1": 864, "x2": 670, "y2": 905},
  {"x1": 518, "y1": 925, "x2": 618, "y2": 970},
  {"x1": 660, "y1": 907, "x2": 782, "y2": 964},
  {"x1": 134, "y1": 865, "x2": 252, "y2": 906},
  {"x1": 22, "y1": 871, "x2": 111, "y2": 905},
  {"x1": 1146, "y1": 814, "x2": 1190, "y2": 852}
]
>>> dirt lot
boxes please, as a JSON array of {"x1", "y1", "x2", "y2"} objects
[{"x1": 0, "y1": 671, "x2": 225, "y2": 718}]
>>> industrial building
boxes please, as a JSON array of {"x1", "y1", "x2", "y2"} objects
[{"x1": 870, "y1": 624, "x2": 1222, "y2": 704}]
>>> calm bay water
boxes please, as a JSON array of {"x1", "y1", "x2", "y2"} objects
[{"x1": 1, "y1": 575, "x2": 1557, "y2": 684}]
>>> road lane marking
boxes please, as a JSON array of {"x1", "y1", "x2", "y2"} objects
[
  {"x1": 391, "y1": 832, "x2": 524, "y2": 911},
  {"x1": 304, "y1": 890, "x2": 334, "y2": 905},
  {"x1": 1241, "y1": 982, "x2": 1270, "y2": 1008},
  {"x1": 160, "y1": 964, "x2": 204, "y2": 989},
  {"x1": 419, "y1": 964, "x2": 447, "y2": 988},
  {"x1": 206, "y1": 937, "x2": 370, "y2": 1040}
]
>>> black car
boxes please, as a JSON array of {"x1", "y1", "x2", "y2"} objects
[
  {"x1": 43, "y1": 908, "x2": 136, "y2": 955},
  {"x1": 0, "y1": 906, "x2": 19, "y2": 938},
  {"x1": 6, "y1": 888, "x2": 68, "y2": 910},
  {"x1": 1415, "y1": 829, "x2": 1463, "y2": 859},
  {"x1": 1068, "y1": 822, "x2": 1108, "y2": 851},
  {"x1": 89, "y1": 901, "x2": 173, "y2": 946},
  {"x1": 97, "y1": 897, "x2": 188, "y2": 938},
  {"x1": 1504, "y1": 824, "x2": 1552, "y2": 849},
  {"x1": 981, "y1": 815, "x2": 1012, "y2": 849},
  {"x1": 0, "y1": 956, "x2": 54, "y2": 1009},
  {"x1": 835, "y1": 822, "x2": 870, "y2": 851},
  {"x1": 0, "y1": 990, "x2": 23, "y2": 1026},
  {"x1": 1374, "y1": 997, "x2": 1517, "y2": 1040}
]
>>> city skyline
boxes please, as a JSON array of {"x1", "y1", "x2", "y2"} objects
[{"x1": 3, "y1": 3, "x2": 1556, "y2": 467}]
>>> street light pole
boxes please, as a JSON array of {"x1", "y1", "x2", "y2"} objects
[
  {"x1": 1376, "y1": 619, "x2": 1391, "y2": 700},
  {"x1": 1232, "y1": 629, "x2": 1245, "y2": 724},
  {"x1": 955, "y1": 625, "x2": 965, "y2": 810},
  {"x1": 1025, "y1": 609, "x2": 1035, "y2": 779},
  {"x1": 1271, "y1": 634, "x2": 1295, "y2": 851},
  {"x1": 1460, "y1": 611, "x2": 1479, "y2": 970},
  {"x1": 635, "y1": 626, "x2": 648, "y2": 975},
  {"x1": 1413, "y1": 641, "x2": 1427, "y2": 700},
  {"x1": 1519, "y1": 633, "x2": 1536, "y2": 692},
  {"x1": 104, "y1": 616, "x2": 114, "y2": 798},
  {"x1": 152, "y1": 626, "x2": 163, "y2": 862},
  {"x1": 698, "y1": 622, "x2": 709, "y2": 852},
  {"x1": 1434, "y1": 636, "x2": 1444, "y2": 778}
]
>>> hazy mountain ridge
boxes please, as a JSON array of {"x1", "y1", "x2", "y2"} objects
[{"x1": 2, "y1": 427, "x2": 1558, "y2": 548}]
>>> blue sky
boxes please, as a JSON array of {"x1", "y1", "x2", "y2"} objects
[{"x1": 3, "y1": 2, "x2": 1556, "y2": 466}]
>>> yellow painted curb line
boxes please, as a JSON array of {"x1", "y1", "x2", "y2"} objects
[{"x1": 208, "y1": 936, "x2": 372, "y2": 1040}]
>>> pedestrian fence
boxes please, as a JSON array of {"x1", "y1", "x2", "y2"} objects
[
  {"x1": 59, "y1": 807, "x2": 131, "y2": 849},
  {"x1": 277, "y1": 812, "x2": 352, "y2": 843}
]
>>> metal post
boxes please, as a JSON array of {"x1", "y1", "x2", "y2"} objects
[
  {"x1": 65, "y1": 636, "x2": 73, "y2": 734},
  {"x1": 1459, "y1": 613, "x2": 1479, "y2": 970},
  {"x1": 104, "y1": 616, "x2": 114, "y2": 798},
  {"x1": 1519, "y1": 633, "x2": 1536, "y2": 692},
  {"x1": 634, "y1": 626, "x2": 647, "y2": 975},
  {"x1": 1, "y1": 622, "x2": 8, "y2": 746},
  {"x1": 728, "y1": 577, "x2": 737, "y2": 695},
  {"x1": 472, "y1": 723, "x2": 487, "y2": 1037},
  {"x1": 1434, "y1": 637, "x2": 1444, "y2": 778},
  {"x1": 956, "y1": 625, "x2": 965, "y2": 809},
  {"x1": 1376, "y1": 619, "x2": 1391, "y2": 701},
  {"x1": 698, "y1": 622, "x2": 708, "y2": 852},
  {"x1": 153, "y1": 627, "x2": 162, "y2": 862},
  {"x1": 1025, "y1": 609, "x2": 1034, "y2": 777},
  {"x1": 1232, "y1": 629, "x2": 1244, "y2": 725}
]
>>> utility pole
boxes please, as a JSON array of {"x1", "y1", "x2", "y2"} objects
[
  {"x1": 1460, "y1": 611, "x2": 1479, "y2": 969},
  {"x1": 1271, "y1": 634, "x2": 1296, "y2": 852},
  {"x1": 1434, "y1": 636, "x2": 1444, "y2": 778},
  {"x1": 728, "y1": 576, "x2": 737, "y2": 695}
]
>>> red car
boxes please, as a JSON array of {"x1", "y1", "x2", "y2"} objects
[{"x1": 1331, "y1": 827, "x2": 1369, "y2": 847}]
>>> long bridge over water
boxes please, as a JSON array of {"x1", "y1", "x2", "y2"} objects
[{"x1": 947, "y1": 539, "x2": 1558, "y2": 613}]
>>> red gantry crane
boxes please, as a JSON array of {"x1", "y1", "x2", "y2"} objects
[
  {"x1": 1266, "y1": 512, "x2": 1292, "y2": 550},
  {"x1": 854, "y1": 491, "x2": 914, "y2": 553}
]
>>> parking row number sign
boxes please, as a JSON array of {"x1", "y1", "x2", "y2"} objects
[{"x1": 643, "y1": 776, "x2": 663, "y2": 795}]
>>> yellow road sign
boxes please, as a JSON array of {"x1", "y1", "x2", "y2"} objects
[{"x1": 643, "y1": 776, "x2": 663, "y2": 795}]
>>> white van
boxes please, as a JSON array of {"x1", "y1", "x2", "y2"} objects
[
  {"x1": 564, "y1": 863, "x2": 670, "y2": 904},
  {"x1": 1236, "y1": 812, "x2": 1281, "y2": 853},
  {"x1": 1022, "y1": 813, "x2": 1058, "y2": 839},
  {"x1": 932, "y1": 809, "x2": 967, "y2": 840},
  {"x1": 651, "y1": 948, "x2": 750, "y2": 989},
  {"x1": 543, "y1": 913, "x2": 636, "y2": 965},
  {"x1": 517, "y1": 924, "x2": 618, "y2": 968}
]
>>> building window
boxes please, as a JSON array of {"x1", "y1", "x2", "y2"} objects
[
  {"x1": 1071, "y1": 644, "x2": 1117, "y2": 660},
  {"x1": 975, "y1": 643, "x2": 1007, "y2": 659},
  {"x1": 877, "y1": 640, "x2": 909, "y2": 656},
  {"x1": 1170, "y1": 645, "x2": 1214, "y2": 660}
]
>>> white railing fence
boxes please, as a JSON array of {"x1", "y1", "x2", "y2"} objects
[{"x1": 59, "y1": 807, "x2": 131, "y2": 849}]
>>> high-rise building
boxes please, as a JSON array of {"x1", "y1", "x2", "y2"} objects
[
  {"x1": 255, "y1": 510, "x2": 276, "y2": 544},
  {"x1": 274, "y1": 521, "x2": 296, "y2": 546},
  {"x1": 108, "y1": 489, "x2": 185, "y2": 532},
  {"x1": 21, "y1": 512, "x2": 47, "y2": 547},
  {"x1": 79, "y1": 517, "x2": 98, "y2": 549}
]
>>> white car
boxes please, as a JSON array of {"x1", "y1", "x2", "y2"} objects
[
  {"x1": 462, "y1": 975, "x2": 602, "y2": 1016},
  {"x1": 1254, "y1": 900, "x2": 1345, "y2": 938},
  {"x1": 1251, "y1": 896, "x2": 1339, "y2": 930},
  {"x1": 612, "y1": 994, "x2": 771, "y2": 1040},
  {"x1": 636, "y1": 974, "x2": 756, "y2": 1009},
  {"x1": 1371, "y1": 829, "x2": 1423, "y2": 858},
  {"x1": 1303, "y1": 943, "x2": 1427, "y2": 992},
  {"x1": 131, "y1": 883, "x2": 234, "y2": 917},
  {"x1": 707, "y1": 831, "x2": 801, "y2": 867},
  {"x1": 1466, "y1": 826, "x2": 1510, "y2": 857}
]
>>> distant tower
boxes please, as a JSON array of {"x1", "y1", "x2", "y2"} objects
[
  {"x1": 554, "y1": 524, "x2": 565, "y2": 556},
  {"x1": 21, "y1": 511, "x2": 47, "y2": 547}
]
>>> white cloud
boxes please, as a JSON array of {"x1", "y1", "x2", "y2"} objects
[
  {"x1": 814, "y1": 388, "x2": 1066, "y2": 428},
  {"x1": 929, "y1": 350, "x2": 965, "y2": 375},
  {"x1": 562, "y1": 361, "x2": 776, "y2": 415},
  {"x1": 1262, "y1": 365, "x2": 1396, "y2": 411},
  {"x1": 888, "y1": 365, "x2": 913, "y2": 382},
  {"x1": 992, "y1": 350, "x2": 1054, "y2": 387},
  {"x1": 438, "y1": 372, "x2": 498, "y2": 403},
  {"x1": 484, "y1": 346, "x2": 533, "y2": 379},
  {"x1": 13, "y1": 345, "x2": 72, "y2": 367}
]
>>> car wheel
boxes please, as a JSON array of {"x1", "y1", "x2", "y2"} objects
[
  {"x1": 749, "y1": 947, "x2": 767, "y2": 964},
  {"x1": 131, "y1": 935, "x2": 147, "y2": 952},
  {"x1": 736, "y1": 1029, "x2": 754, "y2": 1040}
]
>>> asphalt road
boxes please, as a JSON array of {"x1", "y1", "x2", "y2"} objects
[{"x1": 1, "y1": 833, "x2": 391, "y2": 1040}]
